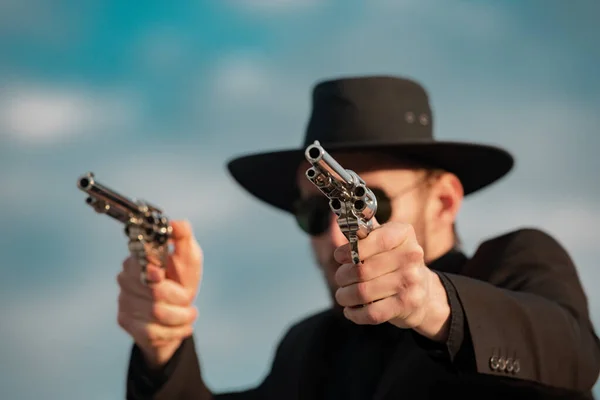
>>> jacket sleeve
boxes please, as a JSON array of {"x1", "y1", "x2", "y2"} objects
[
  {"x1": 127, "y1": 335, "x2": 214, "y2": 400},
  {"x1": 442, "y1": 228, "x2": 600, "y2": 391}
]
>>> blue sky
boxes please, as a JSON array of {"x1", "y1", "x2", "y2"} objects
[{"x1": 0, "y1": 1, "x2": 599, "y2": 399}]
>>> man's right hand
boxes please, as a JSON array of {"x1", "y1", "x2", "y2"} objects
[{"x1": 117, "y1": 220, "x2": 203, "y2": 369}]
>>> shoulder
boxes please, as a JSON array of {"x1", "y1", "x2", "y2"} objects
[
  {"x1": 283, "y1": 308, "x2": 335, "y2": 342},
  {"x1": 468, "y1": 227, "x2": 577, "y2": 280},
  {"x1": 267, "y1": 308, "x2": 335, "y2": 371},
  {"x1": 275, "y1": 308, "x2": 335, "y2": 352},
  {"x1": 477, "y1": 227, "x2": 572, "y2": 261}
]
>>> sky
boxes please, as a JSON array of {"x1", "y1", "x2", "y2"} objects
[{"x1": 0, "y1": 1, "x2": 599, "y2": 399}]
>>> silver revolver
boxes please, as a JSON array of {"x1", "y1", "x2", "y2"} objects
[
  {"x1": 76, "y1": 172, "x2": 173, "y2": 285},
  {"x1": 304, "y1": 140, "x2": 378, "y2": 265}
]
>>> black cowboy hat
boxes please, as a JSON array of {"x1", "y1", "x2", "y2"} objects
[{"x1": 226, "y1": 75, "x2": 514, "y2": 214}]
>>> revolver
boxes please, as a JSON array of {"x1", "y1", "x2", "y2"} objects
[
  {"x1": 76, "y1": 172, "x2": 173, "y2": 285},
  {"x1": 304, "y1": 140, "x2": 379, "y2": 265}
]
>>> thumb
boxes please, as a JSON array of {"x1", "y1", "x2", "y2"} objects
[{"x1": 166, "y1": 219, "x2": 203, "y2": 290}]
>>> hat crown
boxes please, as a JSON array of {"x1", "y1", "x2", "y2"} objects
[{"x1": 303, "y1": 76, "x2": 434, "y2": 147}]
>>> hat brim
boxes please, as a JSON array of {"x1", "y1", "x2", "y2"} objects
[{"x1": 226, "y1": 141, "x2": 514, "y2": 214}]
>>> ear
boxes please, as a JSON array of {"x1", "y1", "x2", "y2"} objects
[{"x1": 432, "y1": 172, "x2": 463, "y2": 225}]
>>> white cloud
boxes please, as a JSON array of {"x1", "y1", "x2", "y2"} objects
[
  {"x1": 0, "y1": 83, "x2": 141, "y2": 146},
  {"x1": 211, "y1": 53, "x2": 272, "y2": 103},
  {"x1": 207, "y1": 52, "x2": 311, "y2": 122}
]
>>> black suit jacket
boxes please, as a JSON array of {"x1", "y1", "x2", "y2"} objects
[{"x1": 127, "y1": 228, "x2": 600, "y2": 399}]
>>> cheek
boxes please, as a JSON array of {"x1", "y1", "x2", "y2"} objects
[
  {"x1": 311, "y1": 236, "x2": 332, "y2": 258},
  {"x1": 387, "y1": 197, "x2": 420, "y2": 225}
]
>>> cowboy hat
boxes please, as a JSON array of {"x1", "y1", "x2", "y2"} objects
[{"x1": 226, "y1": 75, "x2": 514, "y2": 214}]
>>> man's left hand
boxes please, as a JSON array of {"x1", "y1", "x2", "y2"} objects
[{"x1": 333, "y1": 221, "x2": 451, "y2": 342}]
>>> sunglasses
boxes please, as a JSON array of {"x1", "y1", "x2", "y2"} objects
[{"x1": 293, "y1": 188, "x2": 393, "y2": 236}]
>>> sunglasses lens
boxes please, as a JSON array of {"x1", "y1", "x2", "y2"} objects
[
  {"x1": 294, "y1": 197, "x2": 331, "y2": 236},
  {"x1": 294, "y1": 188, "x2": 393, "y2": 236},
  {"x1": 372, "y1": 188, "x2": 392, "y2": 224}
]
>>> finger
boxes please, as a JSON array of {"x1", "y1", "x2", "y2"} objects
[
  {"x1": 335, "y1": 250, "x2": 400, "y2": 287},
  {"x1": 333, "y1": 222, "x2": 413, "y2": 264},
  {"x1": 119, "y1": 262, "x2": 165, "y2": 300},
  {"x1": 119, "y1": 293, "x2": 198, "y2": 327},
  {"x1": 119, "y1": 259, "x2": 152, "y2": 300},
  {"x1": 167, "y1": 220, "x2": 203, "y2": 289},
  {"x1": 118, "y1": 273, "x2": 193, "y2": 307},
  {"x1": 335, "y1": 270, "x2": 401, "y2": 308},
  {"x1": 170, "y1": 220, "x2": 202, "y2": 264},
  {"x1": 117, "y1": 271, "x2": 150, "y2": 303},
  {"x1": 149, "y1": 280, "x2": 195, "y2": 306},
  {"x1": 145, "y1": 264, "x2": 166, "y2": 283},
  {"x1": 122, "y1": 257, "x2": 165, "y2": 284},
  {"x1": 343, "y1": 295, "x2": 400, "y2": 325},
  {"x1": 124, "y1": 317, "x2": 194, "y2": 346}
]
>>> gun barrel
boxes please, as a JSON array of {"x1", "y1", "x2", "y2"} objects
[
  {"x1": 305, "y1": 141, "x2": 354, "y2": 186},
  {"x1": 77, "y1": 173, "x2": 140, "y2": 217}
]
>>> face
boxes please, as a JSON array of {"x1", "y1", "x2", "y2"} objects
[{"x1": 294, "y1": 152, "x2": 463, "y2": 303}]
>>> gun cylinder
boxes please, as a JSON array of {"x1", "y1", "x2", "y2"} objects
[
  {"x1": 77, "y1": 172, "x2": 141, "y2": 217},
  {"x1": 353, "y1": 197, "x2": 376, "y2": 220},
  {"x1": 305, "y1": 141, "x2": 354, "y2": 186}
]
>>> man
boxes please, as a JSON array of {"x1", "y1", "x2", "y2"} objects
[{"x1": 119, "y1": 76, "x2": 600, "y2": 399}]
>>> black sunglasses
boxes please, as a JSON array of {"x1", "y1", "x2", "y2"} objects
[{"x1": 293, "y1": 188, "x2": 393, "y2": 236}]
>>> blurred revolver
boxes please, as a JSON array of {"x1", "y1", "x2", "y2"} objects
[
  {"x1": 76, "y1": 172, "x2": 172, "y2": 285},
  {"x1": 304, "y1": 140, "x2": 378, "y2": 265}
]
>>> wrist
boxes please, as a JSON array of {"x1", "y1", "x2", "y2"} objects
[
  {"x1": 140, "y1": 340, "x2": 183, "y2": 371},
  {"x1": 413, "y1": 270, "x2": 451, "y2": 342}
]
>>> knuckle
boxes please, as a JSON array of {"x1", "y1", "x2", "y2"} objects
[
  {"x1": 394, "y1": 275, "x2": 409, "y2": 293},
  {"x1": 365, "y1": 307, "x2": 385, "y2": 324},
  {"x1": 404, "y1": 287, "x2": 425, "y2": 310},
  {"x1": 116, "y1": 272, "x2": 125, "y2": 287},
  {"x1": 186, "y1": 306, "x2": 197, "y2": 324},
  {"x1": 376, "y1": 229, "x2": 392, "y2": 252},
  {"x1": 355, "y1": 281, "x2": 369, "y2": 301},
  {"x1": 406, "y1": 245, "x2": 424, "y2": 263},
  {"x1": 150, "y1": 285, "x2": 163, "y2": 302},
  {"x1": 178, "y1": 324, "x2": 192, "y2": 337},
  {"x1": 334, "y1": 266, "x2": 345, "y2": 287},
  {"x1": 151, "y1": 303, "x2": 165, "y2": 321},
  {"x1": 185, "y1": 289, "x2": 196, "y2": 305},
  {"x1": 143, "y1": 324, "x2": 158, "y2": 341},
  {"x1": 354, "y1": 263, "x2": 370, "y2": 282},
  {"x1": 402, "y1": 266, "x2": 422, "y2": 285},
  {"x1": 117, "y1": 311, "x2": 129, "y2": 330},
  {"x1": 116, "y1": 271, "x2": 132, "y2": 289},
  {"x1": 378, "y1": 222, "x2": 410, "y2": 251}
]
